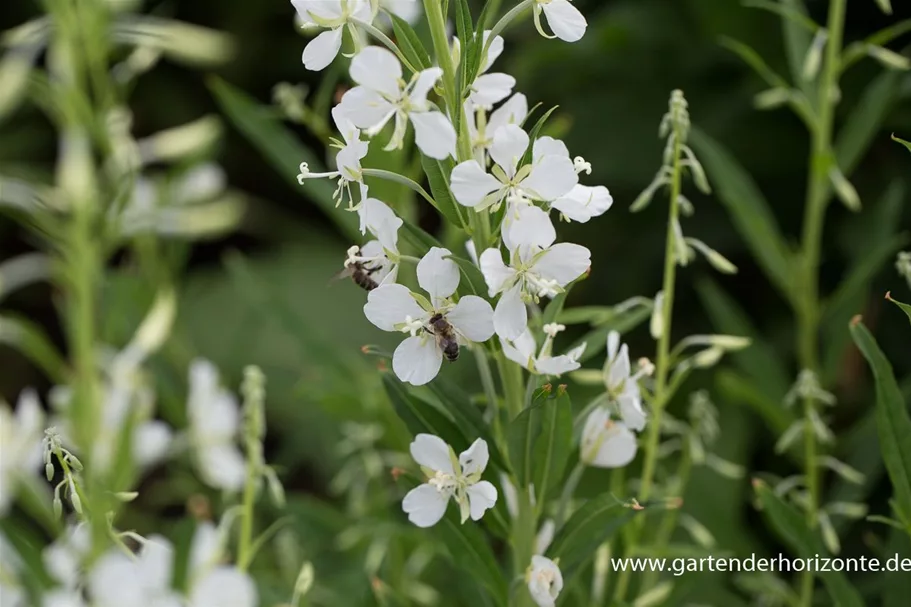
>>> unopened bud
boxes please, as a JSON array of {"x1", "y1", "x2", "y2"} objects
[
  {"x1": 114, "y1": 491, "x2": 139, "y2": 502},
  {"x1": 802, "y1": 30, "x2": 828, "y2": 81},
  {"x1": 66, "y1": 454, "x2": 83, "y2": 471},
  {"x1": 754, "y1": 88, "x2": 792, "y2": 110},
  {"x1": 866, "y1": 44, "x2": 909, "y2": 70},
  {"x1": 294, "y1": 561, "x2": 315, "y2": 598},
  {"x1": 46, "y1": 462, "x2": 55, "y2": 482},
  {"x1": 650, "y1": 292, "x2": 665, "y2": 340},
  {"x1": 53, "y1": 496, "x2": 63, "y2": 519},
  {"x1": 70, "y1": 490, "x2": 83, "y2": 515},
  {"x1": 829, "y1": 167, "x2": 861, "y2": 211}
]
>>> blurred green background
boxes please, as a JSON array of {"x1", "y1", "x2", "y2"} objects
[{"x1": 1, "y1": 1, "x2": 910, "y2": 604}]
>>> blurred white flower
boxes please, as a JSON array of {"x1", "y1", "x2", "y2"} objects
[
  {"x1": 533, "y1": 0, "x2": 587, "y2": 43},
  {"x1": 340, "y1": 47, "x2": 456, "y2": 159},
  {"x1": 551, "y1": 184, "x2": 613, "y2": 223},
  {"x1": 580, "y1": 407, "x2": 637, "y2": 469},
  {"x1": 402, "y1": 434, "x2": 498, "y2": 527},
  {"x1": 453, "y1": 31, "x2": 515, "y2": 109},
  {"x1": 187, "y1": 360, "x2": 246, "y2": 492},
  {"x1": 0, "y1": 389, "x2": 44, "y2": 515},
  {"x1": 480, "y1": 205, "x2": 590, "y2": 340},
  {"x1": 450, "y1": 125, "x2": 578, "y2": 212},
  {"x1": 603, "y1": 331, "x2": 647, "y2": 432},
  {"x1": 297, "y1": 106, "x2": 369, "y2": 210},
  {"x1": 292, "y1": 0, "x2": 373, "y2": 71},
  {"x1": 363, "y1": 247, "x2": 494, "y2": 386},
  {"x1": 186, "y1": 523, "x2": 258, "y2": 607},
  {"x1": 381, "y1": 0, "x2": 421, "y2": 22},
  {"x1": 87, "y1": 537, "x2": 181, "y2": 607},
  {"x1": 501, "y1": 324, "x2": 585, "y2": 377},
  {"x1": 526, "y1": 555, "x2": 563, "y2": 607},
  {"x1": 1, "y1": 532, "x2": 26, "y2": 607},
  {"x1": 43, "y1": 524, "x2": 91, "y2": 592}
]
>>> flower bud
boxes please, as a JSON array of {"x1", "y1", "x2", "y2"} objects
[
  {"x1": 294, "y1": 561, "x2": 315, "y2": 599},
  {"x1": 866, "y1": 44, "x2": 909, "y2": 70},
  {"x1": 46, "y1": 462, "x2": 55, "y2": 482},
  {"x1": 114, "y1": 491, "x2": 139, "y2": 502},
  {"x1": 802, "y1": 30, "x2": 828, "y2": 81},
  {"x1": 65, "y1": 454, "x2": 84, "y2": 471},
  {"x1": 826, "y1": 501, "x2": 868, "y2": 519},
  {"x1": 70, "y1": 489, "x2": 83, "y2": 515},
  {"x1": 650, "y1": 291, "x2": 665, "y2": 340},
  {"x1": 753, "y1": 88, "x2": 792, "y2": 110},
  {"x1": 53, "y1": 495, "x2": 63, "y2": 519},
  {"x1": 828, "y1": 166, "x2": 861, "y2": 212}
]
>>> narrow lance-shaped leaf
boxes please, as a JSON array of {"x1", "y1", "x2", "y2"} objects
[
  {"x1": 434, "y1": 510, "x2": 508, "y2": 605},
  {"x1": 849, "y1": 320, "x2": 911, "y2": 527},
  {"x1": 893, "y1": 134, "x2": 911, "y2": 154},
  {"x1": 382, "y1": 373, "x2": 467, "y2": 449},
  {"x1": 755, "y1": 481, "x2": 865, "y2": 607},
  {"x1": 390, "y1": 14, "x2": 432, "y2": 71},
  {"x1": 531, "y1": 386, "x2": 573, "y2": 504},
  {"x1": 422, "y1": 155, "x2": 468, "y2": 229},
  {"x1": 886, "y1": 292, "x2": 911, "y2": 326}
]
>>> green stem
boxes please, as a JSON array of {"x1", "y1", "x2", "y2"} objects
[
  {"x1": 643, "y1": 442, "x2": 692, "y2": 590},
  {"x1": 237, "y1": 438, "x2": 258, "y2": 572},
  {"x1": 796, "y1": 1, "x2": 846, "y2": 604},
  {"x1": 555, "y1": 461, "x2": 585, "y2": 526}
]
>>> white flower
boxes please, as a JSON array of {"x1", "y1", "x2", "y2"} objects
[
  {"x1": 501, "y1": 324, "x2": 585, "y2": 376},
  {"x1": 580, "y1": 406, "x2": 637, "y2": 468},
  {"x1": 297, "y1": 105, "x2": 369, "y2": 210},
  {"x1": 551, "y1": 184, "x2": 613, "y2": 223},
  {"x1": 480, "y1": 206, "x2": 590, "y2": 340},
  {"x1": 0, "y1": 389, "x2": 44, "y2": 515},
  {"x1": 450, "y1": 125, "x2": 578, "y2": 212},
  {"x1": 363, "y1": 247, "x2": 495, "y2": 385},
  {"x1": 526, "y1": 555, "x2": 563, "y2": 607},
  {"x1": 88, "y1": 538, "x2": 181, "y2": 607},
  {"x1": 44, "y1": 525, "x2": 91, "y2": 592},
  {"x1": 344, "y1": 197, "x2": 403, "y2": 287},
  {"x1": 292, "y1": 0, "x2": 373, "y2": 71},
  {"x1": 465, "y1": 93, "x2": 529, "y2": 160},
  {"x1": 340, "y1": 46, "x2": 457, "y2": 159},
  {"x1": 187, "y1": 360, "x2": 246, "y2": 492},
  {"x1": 453, "y1": 31, "x2": 515, "y2": 109},
  {"x1": 186, "y1": 523, "x2": 258, "y2": 607},
  {"x1": 402, "y1": 434, "x2": 498, "y2": 527},
  {"x1": 603, "y1": 331, "x2": 647, "y2": 432},
  {"x1": 533, "y1": 0, "x2": 587, "y2": 43}
]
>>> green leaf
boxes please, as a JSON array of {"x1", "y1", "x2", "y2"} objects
[
  {"x1": 777, "y1": 0, "x2": 813, "y2": 91},
  {"x1": 435, "y1": 509, "x2": 508, "y2": 604},
  {"x1": 548, "y1": 493, "x2": 638, "y2": 577},
  {"x1": 425, "y1": 378, "x2": 510, "y2": 472},
  {"x1": 507, "y1": 387, "x2": 549, "y2": 489},
  {"x1": 447, "y1": 254, "x2": 490, "y2": 300},
  {"x1": 887, "y1": 292, "x2": 911, "y2": 326},
  {"x1": 754, "y1": 482, "x2": 865, "y2": 607},
  {"x1": 208, "y1": 77, "x2": 359, "y2": 241},
  {"x1": 696, "y1": 277, "x2": 790, "y2": 399},
  {"x1": 400, "y1": 220, "x2": 444, "y2": 253},
  {"x1": 570, "y1": 304, "x2": 654, "y2": 364},
  {"x1": 531, "y1": 386, "x2": 573, "y2": 504},
  {"x1": 421, "y1": 155, "x2": 467, "y2": 229},
  {"x1": 885, "y1": 529, "x2": 911, "y2": 607},
  {"x1": 0, "y1": 313, "x2": 67, "y2": 383},
  {"x1": 519, "y1": 106, "x2": 559, "y2": 168},
  {"x1": 718, "y1": 37, "x2": 790, "y2": 89},
  {"x1": 715, "y1": 369, "x2": 796, "y2": 438},
  {"x1": 382, "y1": 373, "x2": 466, "y2": 449},
  {"x1": 893, "y1": 134, "x2": 911, "y2": 154},
  {"x1": 390, "y1": 14, "x2": 432, "y2": 71},
  {"x1": 454, "y1": 0, "x2": 474, "y2": 92},
  {"x1": 689, "y1": 128, "x2": 793, "y2": 299},
  {"x1": 835, "y1": 71, "x2": 901, "y2": 176},
  {"x1": 849, "y1": 321, "x2": 911, "y2": 526}
]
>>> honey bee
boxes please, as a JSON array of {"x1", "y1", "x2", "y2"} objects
[
  {"x1": 428, "y1": 313, "x2": 459, "y2": 362},
  {"x1": 334, "y1": 247, "x2": 380, "y2": 291}
]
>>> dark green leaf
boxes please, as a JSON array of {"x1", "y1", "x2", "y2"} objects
[
  {"x1": 519, "y1": 106, "x2": 559, "y2": 168},
  {"x1": 689, "y1": 128, "x2": 793, "y2": 299},
  {"x1": 455, "y1": 0, "x2": 474, "y2": 96},
  {"x1": 894, "y1": 134, "x2": 911, "y2": 154},
  {"x1": 382, "y1": 373, "x2": 466, "y2": 448},
  {"x1": 849, "y1": 321, "x2": 911, "y2": 526},
  {"x1": 755, "y1": 482, "x2": 865, "y2": 607},
  {"x1": 715, "y1": 369, "x2": 796, "y2": 438},
  {"x1": 777, "y1": 0, "x2": 813, "y2": 91},
  {"x1": 507, "y1": 386, "x2": 550, "y2": 488},
  {"x1": 718, "y1": 37, "x2": 790, "y2": 89},
  {"x1": 208, "y1": 77, "x2": 359, "y2": 240},
  {"x1": 696, "y1": 277, "x2": 789, "y2": 399},
  {"x1": 548, "y1": 493, "x2": 638, "y2": 576},
  {"x1": 400, "y1": 220, "x2": 444, "y2": 253},
  {"x1": 421, "y1": 155, "x2": 467, "y2": 229},
  {"x1": 390, "y1": 14, "x2": 432, "y2": 71},
  {"x1": 570, "y1": 305, "x2": 654, "y2": 364},
  {"x1": 435, "y1": 509, "x2": 508, "y2": 604},
  {"x1": 887, "y1": 293, "x2": 911, "y2": 325},
  {"x1": 447, "y1": 254, "x2": 490, "y2": 299},
  {"x1": 835, "y1": 71, "x2": 901, "y2": 175},
  {"x1": 0, "y1": 313, "x2": 67, "y2": 383},
  {"x1": 885, "y1": 529, "x2": 911, "y2": 607}
]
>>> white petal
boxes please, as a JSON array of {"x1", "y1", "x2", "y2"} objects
[
  {"x1": 294, "y1": 0, "x2": 343, "y2": 21},
  {"x1": 605, "y1": 343, "x2": 631, "y2": 393},
  {"x1": 499, "y1": 473, "x2": 519, "y2": 518},
  {"x1": 465, "y1": 239, "x2": 480, "y2": 266},
  {"x1": 532, "y1": 243, "x2": 591, "y2": 286},
  {"x1": 479, "y1": 248, "x2": 516, "y2": 295},
  {"x1": 447, "y1": 296, "x2": 495, "y2": 342},
  {"x1": 466, "y1": 481, "x2": 498, "y2": 520},
  {"x1": 500, "y1": 329, "x2": 537, "y2": 369},
  {"x1": 361, "y1": 198, "x2": 402, "y2": 249},
  {"x1": 410, "y1": 111, "x2": 457, "y2": 160},
  {"x1": 88, "y1": 552, "x2": 142, "y2": 606},
  {"x1": 581, "y1": 409, "x2": 637, "y2": 468},
  {"x1": 490, "y1": 124, "x2": 529, "y2": 178},
  {"x1": 383, "y1": 0, "x2": 422, "y2": 22},
  {"x1": 402, "y1": 483, "x2": 449, "y2": 527},
  {"x1": 302, "y1": 27, "x2": 343, "y2": 71},
  {"x1": 488, "y1": 93, "x2": 529, "y2": 135},
  {"x1": 189, "y1": 522, "x2": 221, "y2": 577},
  {"x1": 364, "y1": 284, "x2": 425, "y2": 331},
  {"x1": 503, "y1": 204, "x2": 556, "y2": 251},
  {"x1": 410, "y1": 434, "x2": 455, "y2": 474},
  {"x1": 481, "y1": 32, "x2": 505, "y2": 72},
  {"x1": 527, "y1": 555, "x2": 563, "y2": 607},
  {"x1": 417, "y1": 247, "x2": 460, "y2": 300},
  {"x1": 494, "y1": 283, "x2": 528, "y2": 341},
  {"x1": 393, "y1": 335, "x2": 443, "y2": 386},
  {"x1": 138, "y1": 536, "x2": 175, "y2": 591},
  {"x1": 450, "y1": 160, "x2": 503, "y2": 207},
  {"x1": 133, "y1": 421, "x2": 172, "y2": 468},
  {"x1": 532, "y1": 136, "x2": 571, "y2": 162},
  {"x1": 340, "y1": 87, "x2": 396, "y2": 131},
  {"x1": 197, "y1": 443, "x2": 246, "y2": 492},
  {"x1": 189, "y1": 568, "x2": 257, "y2": 607},
  {"x1": 551, "y1": 184, "x2": 613, "y2": 222},
  {"x1": 606, "y1": 331, "x2": 620, "y2": 361},
  {"x1": 535, "y1": 519, "x2": 555, "y2": 555},
  {"x1": 409, "y1": 67, "x2": 443, "y2": 106},
  {"x1": 619, "y1": 393, "x2": 647, "y2": 432},
  {"x1": 470, "y1": 73, "x2": 516, "y2": 109},
  {"x1": 543, "y1": 0, "x2": 588, "y2": 43},
  {"x1": 349, "y1": 46, "x2": 402, "y2": 98},
  {"x1": 331, "y1": 103, "x2": 358, "y2": 143},
  {"x1": 521, "y1": 155, "x2": 578, "y2": 201},
  {"x1": 459, "y1": 438, "x2": 490, "y2": 475},
  {"x1": 535, "y1": 354, "x2": 580, "y2": 377}
]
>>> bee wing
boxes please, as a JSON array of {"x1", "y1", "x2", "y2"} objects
[{"x1": 328, "y1": 266, "x2": 354, "y2": 287}]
